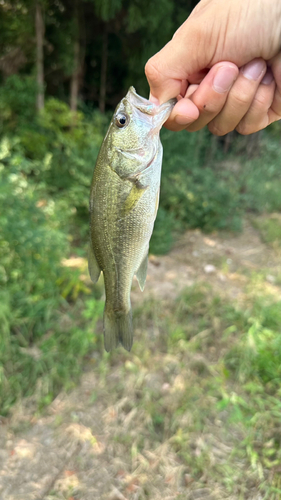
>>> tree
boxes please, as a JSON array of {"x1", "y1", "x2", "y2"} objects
[
  {"x1": 35, "y1": 1, "x2": 45, "y2": 111},
  {"x1": 99, "y1": 23, "x2": 108, "y2": 113},
  {"x1": 93, "y1": 0, "x2": 122, "y2": 112},
  {"x1": 70, "y1": 0, "x2": 81, "y2": 112}
]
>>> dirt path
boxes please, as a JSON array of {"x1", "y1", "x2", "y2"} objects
[
  {"x1": 0, "y1": 220, "x2": 280, "y2": 500},
  {"x1": 132, "y1": 219, "x2": 280, "y2": 303}
]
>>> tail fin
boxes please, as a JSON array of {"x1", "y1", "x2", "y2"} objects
[{"x1": 103, "y1": 305, "x2": 133, "y2": 352}]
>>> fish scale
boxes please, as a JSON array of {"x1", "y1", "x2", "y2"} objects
[{"x1": 89, "y1": 87, "x2": 175, "y2": 351}]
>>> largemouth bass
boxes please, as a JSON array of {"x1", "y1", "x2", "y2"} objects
[{"x1": 89, "y1": 87, "x2": 175, "y2": 352}]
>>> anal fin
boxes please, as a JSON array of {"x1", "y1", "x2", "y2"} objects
[
  {"x1": 88, "y1": 244, "x2": 101, "y2": 283},
  {"x1": 136, "y1": 252, "x2": 148, "y2": 292}
]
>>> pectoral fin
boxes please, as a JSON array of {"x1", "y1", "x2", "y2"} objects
[
  {"x1": 88, "y1": 244, "x2": 101, "y2": 283},
  {"x1": 122, "y1": 182, "x2": 147, "y2": 217},
  {"x1": 136, "y1": 252, "x2": 148, "y2": 292}
]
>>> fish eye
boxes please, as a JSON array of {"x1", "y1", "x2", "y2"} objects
[{"x1": 115, "y1": 113, "x2": 129, "y2": 128}]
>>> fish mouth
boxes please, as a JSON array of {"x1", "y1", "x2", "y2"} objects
[
  {"x1": 126, "y1": 87, "x2": 155, "y2": 115},
  {"x1": 126, "y1": 86, "x2": 176, "y2": 125}
]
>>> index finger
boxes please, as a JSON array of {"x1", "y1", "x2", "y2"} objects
[{"x1": 144, "y1": 24, "x2": 209, "y2": 103}]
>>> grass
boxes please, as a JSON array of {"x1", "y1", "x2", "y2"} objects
[
  {"x1": 0, "y1": 295, "x2": 104, "y2": 415},
  {"x1": 3, "y1": 216, "x2": 281, "y2": 499},
  {"x1": 253, "y1": 214, "x2": 281, "y2": 248},
  {"x1": 94, "y1": 277, "x2": 281, "y2": 499}
]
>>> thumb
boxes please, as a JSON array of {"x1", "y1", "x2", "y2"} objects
[{"x1": 145, "y1": 19, "x2": 213, "y2": 104}]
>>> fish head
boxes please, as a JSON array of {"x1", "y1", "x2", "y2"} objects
[{"x1": 105, "y1": 87, "x2": 176, "y2": 178}]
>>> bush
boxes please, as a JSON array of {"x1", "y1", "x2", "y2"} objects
[
  {"x1": 159, "y1": 127, "x2": 281, "y2": 239},
  {"x1": 0, "y1": 78, "x2": 109, "y2": 243},
  {"x1": 0, "y1": 138, "x2": 69, "y2": 341},
  {"x1": 160, "y1": 129, "x2": 242, "y2": 233},
  {"x1": 0, "y1": 75, "x2": 37, "y2": 132},
  {"x1": 149, "y1": 207, "x2": 178, "y2": 255},
  {"x1": 0, "y1": 137, "x2": 104, "y2": 414}
]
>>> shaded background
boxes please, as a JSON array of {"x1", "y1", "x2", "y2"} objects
[{"x1": 1, "y1": 1, "x2": 281, "y2": 498}]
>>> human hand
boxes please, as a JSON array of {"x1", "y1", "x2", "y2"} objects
[{"x1": 145, "y1": 0, "x2": 281, "y2": 135}]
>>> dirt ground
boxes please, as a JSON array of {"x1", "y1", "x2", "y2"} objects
[{"x1": 0, "y1": 219, "x2": 280, "y2": 500}]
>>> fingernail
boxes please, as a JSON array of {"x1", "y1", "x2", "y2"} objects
[
  {"x1": 213, "y1": 66, "x2": 238, "y2": 93},
  {"x1": 261, "y1": 68, "x2": 274, "y2": 85},
  {"x1": 242, "y1": 59, "x2": 265, "y2": 81}
]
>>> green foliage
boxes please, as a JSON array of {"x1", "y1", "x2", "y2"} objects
[
  {"x1": 0, "y1": 75, "x2": 37, "y2": 131},
  {"x1": 124, "y1": 0, "x2": 175, "y2": 95},
  {"x1": 37, "y1": 98, "x2": 106, "y2": 213},
  {"x1": 0, "y1": 135, "x2": 103, "y2": 414},
  {"x1": 0, "y1": 1, "x2": 33, "y2": 56},
  {"x1": 0, "y1": 139, "x2": 67, "y2": 338},
  {"x1": 149, "y1": 207, "x2": 177, "y2": 255},
  {"x1": 253, "y1": 215, "x2": 281, "y2": 247},
  {"x1": 160, "y1": 129, "x2": 242, "y2": 233},
  {"x1": 0, "y1": 77, "x2": 108, "y2": 241},
  {"x1": 225, "y1": 300, "x2": 281, "y2": 386},
  {"x1": 0, "y1": 0, "x2": 197, "y2": 108},
  {"x1": 238, "y1": 137, "x2": 281, "y2": 214},
  {"x1": 127, "y1": 278, "x2": 281, "y2": 496},
  {"x1": 94, "y1": 0, "x2": 123, "y2": 21},
  {"x1": 158, "y1": 127, "x2": 281, "y2": 241},
  {"x1": 0, "y1": 88, "x2": 109, "y2": 415},
  {"x1": 0, "y1": 297, "x2": 103, "y2": 415}
]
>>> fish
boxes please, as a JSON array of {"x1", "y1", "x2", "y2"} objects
[{"x1": 89, "y1": 86, "x2": 175, "y2": 352}]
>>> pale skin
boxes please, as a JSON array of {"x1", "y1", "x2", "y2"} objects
[{"x1": 145, "y1": 0, "x2": 281, "y2": 135}]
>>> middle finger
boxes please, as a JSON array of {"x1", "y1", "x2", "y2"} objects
[
  {"x1": 185, "y1": 62, "x2": 239, "y2": 132},
  {"x1": 166, "y1": 62, "x2": 238, "y2": 132},
  {"x1": 208, "y1": 58, "x2": 267, "y2": 136}
]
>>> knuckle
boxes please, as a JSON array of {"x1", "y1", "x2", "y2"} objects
[
  {"x1": 208, "y1": 121, "x2": 229, "y2": 136},
  {"x1": 236, "y1": 121, "x2": 255, "y2": 135},
  {"x1": 144, "y1": 59, "x2": 161, "y2": 85},
  {"x1": 252, "y1": 92, "x2": 272, "y2": 110},
  {"x1": 231, "y1": 91, "x2": 251, "y2": 108}
]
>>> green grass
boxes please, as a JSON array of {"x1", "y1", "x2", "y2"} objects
[
  {"x1": 107, "y1": 281, "x2": 281, "y2": 498},
  {"x1": 0, "y1": 296, "x2": 104, "y2": 415},
  {"x1": 253, "y1": 215, "x2": 281, "y2": 248},
  {"x1": 2, "y1": 235, "x2": 281, "y2": 497}
]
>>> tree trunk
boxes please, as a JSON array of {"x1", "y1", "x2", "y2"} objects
[
  {"x1": 70, "y1": 38, "x2": 80, "y2": 112},
  {"x1": 99, "y1": 26, "x2": 108, "y2": 113},
  {"x1": 35, "y1": 1, "x2": 44, "y2": 111}
]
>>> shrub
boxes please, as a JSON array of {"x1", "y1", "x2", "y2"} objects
[
  {"x1": 0, "y1": 137, "x2": 104, "y2": 414},
  {"x1": 0, "y1": 139, "x2": 69, "y2": 342},
  {"x1": 160, "y1": 129, "x2": 242, "y2": 232}
]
